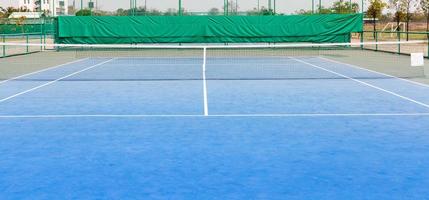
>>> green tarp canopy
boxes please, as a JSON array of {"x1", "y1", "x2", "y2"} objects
[{"x1": 56, "y1": 14, "x2": 363, "y2": 44}]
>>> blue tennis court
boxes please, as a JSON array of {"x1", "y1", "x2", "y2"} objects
[{"x1": 1, "y1": 52, "x2": 429, "y2": 199}]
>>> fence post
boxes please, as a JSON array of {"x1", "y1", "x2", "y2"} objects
[
  {"x1": 26, "y1": 34, "x2": 29, "y2": 53},
  {"x1": 397, "y1": 31, "x2": 401, "y2": 55},
  {"x1": 40, "y1": 33, "x2": 43, "y2": 51},
  {"x1": 41, "y1": 17, "x2": 45, "y2": 50},
  {"x1": 2, "y1": 35, "x2": 5, "y2": 57},
  {"x1": 360, "y1": 31, "x2": 364, "y2": 49},
  {"x1": 44, "y1": 33, "x2": 46, "y2": 50},
  {"x1": 375, "y1": 31, "x2": 378, "y2": 51},
  {"x1": 427, "y1": 34, "x2": 429, "y2": 59}
]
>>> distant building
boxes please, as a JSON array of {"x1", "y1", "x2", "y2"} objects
[
  {"x1": 8, "y1": 12, "x2": 44, "y2": 19},
  {"x1": 18, "y1": 0, "x2": 68, "y2": 16}
]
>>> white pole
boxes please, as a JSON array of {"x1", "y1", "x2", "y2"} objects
[{"x1": 202, "y1": 47, "x2": 209, "y2": 116}]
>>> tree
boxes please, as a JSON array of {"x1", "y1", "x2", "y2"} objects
[
  {"x1": 0, "y1": 7, "x2": 29, "y2": 18},
  {"x1": 116, "y1": 7, "x2": 162, "y2": 16},
  {"x1": 420, "y1": 0, "x2": 429, "y2": 32},
  {"x1": 318, "y1": 6, "x2": 335, "y2": 14},
  {"x1": 146, "y1": 9, "x2": 162, "y2": 15},
  {"x1": 332, "y1": 0, "x2": 360, "y2": 14},
  {"x1": 245, "y1": 6, "x2": 274, "y2": 15},
  {"x1": 34, "y1": 0, "x2": 41, "y2": 12},
  {"x1": 367, "y1": 0, "x2": 387, "y2": 36},
  {"x1": 0, "y1": 7, "x2": 5, "y2": 18},
  {"x1": 246, "y1": 7, "x2": 261, "y2": 15},
  {"x1": 208, "y1": 8, "x2": 220, "y2": 15},
  {"x1": 134, "y1": 6, "x2": 148, "y2": 15},
  {"x1": 76, "y1": 9, "x2": 92, "y2": 16},
  {"x1": 164, "y1": 8, "x2": 179, "y2": 16},
  {"x1": 294, "y1": 9, "x2": 313, "y2": 15},
  {"x1": 390, "y1": 0, "x2": 418, "y2": 40},
  {"x1": 260, "y1": 7, "x2": 275, "y2": 15},
  {"x1": 116, "y1": 8, "x2": 128, "y2": 16},
  {"x1": 224, "y1": 0, "x2": 239, "y2": 15}
]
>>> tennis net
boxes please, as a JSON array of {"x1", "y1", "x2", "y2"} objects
[{"x1": 1, "y1": 41, "x2": 428, "y2": 82}]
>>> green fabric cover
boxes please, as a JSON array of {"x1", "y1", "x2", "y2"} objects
[{"x1": 56, "y1": 14, "x2": 363, "y2": 44}]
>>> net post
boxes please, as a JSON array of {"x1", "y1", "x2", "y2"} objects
[
  {"x1": 202, "y1": 47, "x2": 208, "y2": 116},
  {"x1": 203, "y1": 47, "x2": 207, "y2": 72}
]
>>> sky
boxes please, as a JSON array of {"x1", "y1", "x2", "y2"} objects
[{"x1": 0, "y1": 0, "x2": 371, "y2": 14}]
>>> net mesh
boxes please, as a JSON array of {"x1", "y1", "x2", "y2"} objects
[{"x1": 0, "y1": 41, "x2": 428, "y2": 83}]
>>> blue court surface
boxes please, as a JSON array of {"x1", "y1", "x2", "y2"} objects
[{"x1": 1, "y1": 56, "x2": 429, "y2": 199}]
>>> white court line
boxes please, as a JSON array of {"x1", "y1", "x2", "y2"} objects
[
  {"x1": 112, "y1": 56, "x2": 294, "y2": 59},
  {"x1": 319, "y1": 56, "x2": 429, "y2": 88},
  {"x1": 106, "y1": 63, "x2": 292, "y2": 66},
  {"x1": 202, "y1": 48, "x2": 209, "y2": 116},
  {"x1": 291, "y1": 57, "x2": 429, "y2": 110},
  {"x1": 0, "y1": 58, "x2": 115, "y2": 104},
  {"x1": 0, "y1": 113, "x2": 429, "y2": 118},
  {"x1": 0, "y1": 58, "x2": 89, "y2": 85}
]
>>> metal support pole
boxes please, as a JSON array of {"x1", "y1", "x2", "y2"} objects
[
  {"x1": 2, "y1": 35, "x2": 5, "y2": 57},
  {"x1": 273, "y1": 0, "x2": 276, "y2": 14},
  {"x1": 361, "y1": 0, "x2": 364, "y2": 13},
  {"x1": 312, "y1": 0, "x2": 315, "y2": 14},
  {"x1": 257, "y1": 0, "x2": 260, "y2": 12},
  {"x1": 145, "y1": 0, "x2": 147, "y2": 15},
  {"x1": 224, "y1": 0, "x2": 226, "y2": 15},
  {"x1": 135, "y1": 0, "x2": 137, "y2": 15},
  {"x1": 397, "y1": 31, "x2": 401, "y2": 54},
  {"x1": 350, "y1": 0, "x2": 352, "y2": 12},
  {"x1": 225, "y1": 0, "x2": 229, "y2": 15},
  {"x1": 427, "y1": 34, "x2": 429, "y2": 59},
  {"x1": 89, "y1": 0, "x2": 92, "y2": 16},
  {"x1": 26, "y1": 35, "x2": 29, "y2": 53},
  {"x1": 81, "y1": 0, "x2": 83, "y2": 10},
  {"x1": 42, "y1": 17, "x2": 46, "y2": 50},
  {"x1": 375, "y1": 32, "x2": 378, "y2": 51},
  {"x1": 40, "y1": 33, "x2": 43, "y2": 51},
  {"x1": 319, "y1": 0, "x2": 322, "y2": 13},
  {"x1": 130, "y1": 0, "x2": 135, "y2": 16},
  {"x1": 179, "y1": 0, "x2": 182, "y2": 15},
  {"x1": 268, "y1": 0, "x2": 271, "y2": 11}
]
